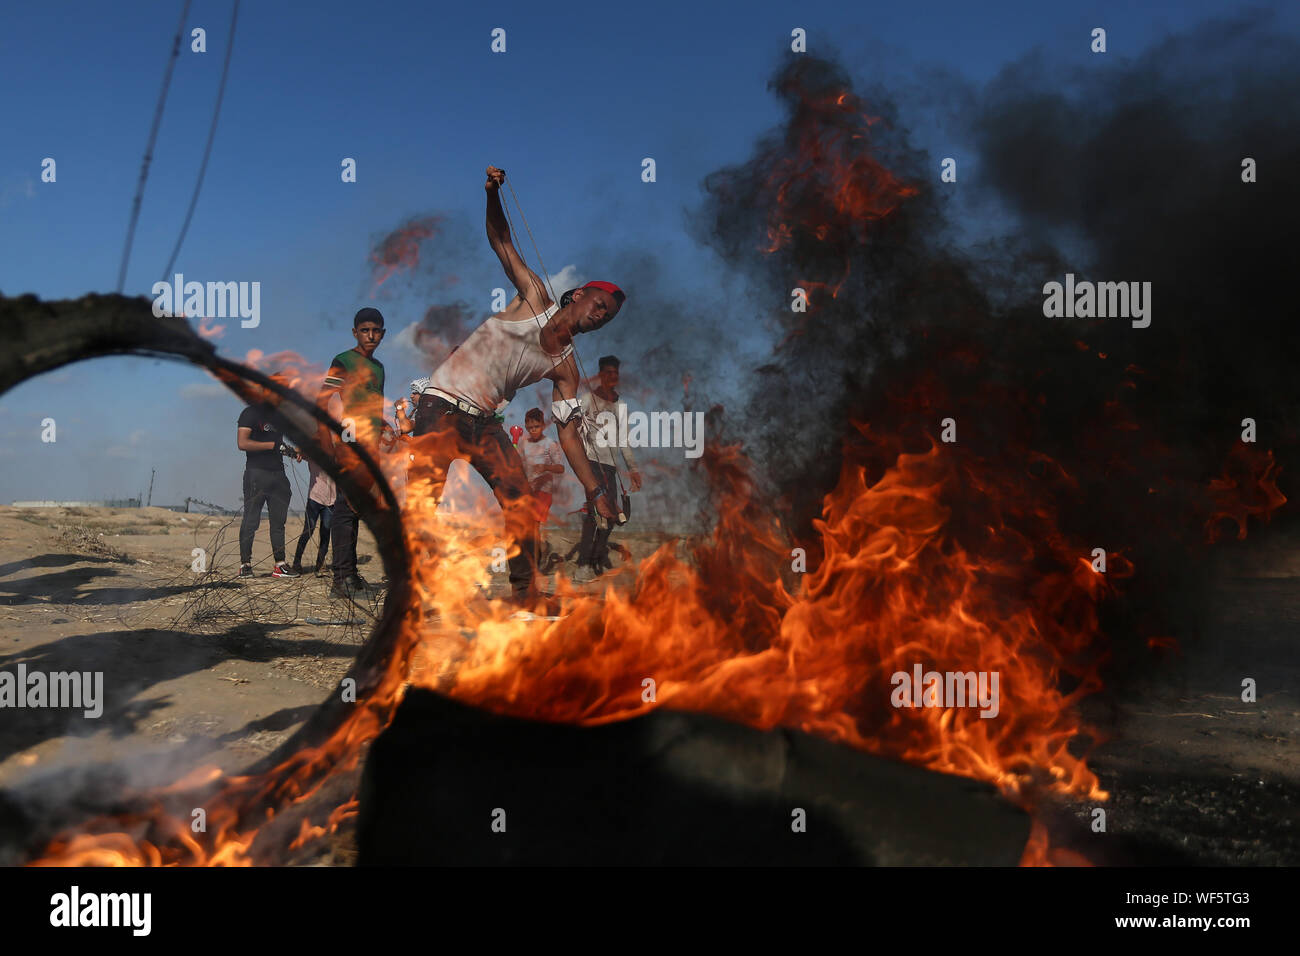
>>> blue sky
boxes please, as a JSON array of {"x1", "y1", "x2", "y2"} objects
[{"x1": 0, "y1": 0, "x2": 1290, "y2": 509}]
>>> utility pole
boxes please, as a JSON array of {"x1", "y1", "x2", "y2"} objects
[{"x1": 146, "y1": 468, "x2": 156, "y2": 508}]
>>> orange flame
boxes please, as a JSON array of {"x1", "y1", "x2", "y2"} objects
[
  {"x1": 24, "y1": 406, "x2": 1286, "y2": 866},
  {"x1": 759, "y1": 87, "x2": 918, "y2": 256},
  {"x1": 1205, "y1": 444, "x2": 1286, "y2": 542}
]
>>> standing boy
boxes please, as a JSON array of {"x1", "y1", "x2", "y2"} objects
[
  {"x1": 517, "y1": 407, "x2": 565, "y2": 524},
  {"x1": 573, "y1": 355, "x2": 643, "y2": 582},
  {"x1": 316, "y1": 307, "x2": 387, "y2": 599}
]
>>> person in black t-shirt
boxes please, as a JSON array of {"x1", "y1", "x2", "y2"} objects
[{"x1": 236, "y1": 406, "x2": 301, "y2": 578}]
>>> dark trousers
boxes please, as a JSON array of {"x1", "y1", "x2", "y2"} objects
[
  {"x1": 411, "y1": 396, "x2": 538, "y2": 598},
  {"x1": 240, "y1": 466, "x2": 291, "y2": 565},
  {"x1": 293, "y1": 498, "x2": 333, "y2": 570},
  {"x1": 578, "y1": 460, "x2": 618, "y2": 568},
  {"x1": 331, "y1": 493, "x2": 362, "y2": 584}
]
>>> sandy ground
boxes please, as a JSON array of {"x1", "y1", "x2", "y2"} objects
[
  {"x1": 0, "y1": 505, "x2": 660, "y2": 798},
  {"x1": 0, "y1": 505, "x2": 375, "y2": 792}
]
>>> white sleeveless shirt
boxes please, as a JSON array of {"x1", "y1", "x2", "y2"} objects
[{"x1": 426, "y1": 302, "x2": 571, "y2": 413}]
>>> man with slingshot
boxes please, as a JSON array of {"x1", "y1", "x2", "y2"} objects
[{"x1": 409, "y1": 165, "x2": 623, "y2": 609}]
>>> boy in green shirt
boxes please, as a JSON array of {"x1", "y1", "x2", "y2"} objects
[{"x1": 317, "y1": 307, "x2": 387, "y2": 598}]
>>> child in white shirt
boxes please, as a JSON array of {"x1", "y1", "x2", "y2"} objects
[{"x1": 517, "y1": 407, "x2": 565, "y2": 524}]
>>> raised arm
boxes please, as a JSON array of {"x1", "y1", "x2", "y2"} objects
[
  {"x1": 485, "y1": 166, "x2": 552, "y2": 313},
  {"x1": 549, "y1": 357, "x2": 616, "y2": 519}
]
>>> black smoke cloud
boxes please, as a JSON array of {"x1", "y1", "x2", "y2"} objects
[
  {"x1": 967, "y1": 13, "x2": 1300, "y2": 466},
  {"x1": 366, "y1": 212, "x2": 480, "y2": 306},
  {"x1": 696, "y1": 14, "x2": 1299, "y2": 510},
  {"x1": 403, "y1": 302, "x2": 474, "y2": 370},
  {"x1": 689, "y1": 13, "x2": 1298, "y2": 675}
]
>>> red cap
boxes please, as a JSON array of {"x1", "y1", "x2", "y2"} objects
[{"x1": 582, "y1": 280, "x2": 625, "y2": 301}]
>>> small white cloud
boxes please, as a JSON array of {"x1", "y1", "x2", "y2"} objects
[
  {"x1": 104, "y1": 445, "x2": 136, "y2": 459},
  {"x1": 180, "y1": 382, "x2": 227, "y2": 400},
  {"x1": 547, "y1": 264, "x2": 583, "y2": 297},
  {"x1": 0, "y1": 178, "x2": 38, "y2": 209},
  {"x1": 390, "y1": 322, "x2": 419, "y2": 355},
  {"x1": 395, "y1": 321, "x2": 459, "y2": 369}
]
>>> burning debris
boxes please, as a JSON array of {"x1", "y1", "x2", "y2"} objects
[{"x1": 358, "y1": 690, "x2": 1030, "y2": 866}]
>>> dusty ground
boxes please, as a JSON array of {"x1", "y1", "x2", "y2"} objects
[
  {"x1": 1048, "y1": 530, "x2": 1300, "y2": 865},
  {"x1": 0, "y1": 505, "x2": 664, "y2": 799},
  {"x1": 0, "y1": 505, "x2": 380, "y2": 792}
]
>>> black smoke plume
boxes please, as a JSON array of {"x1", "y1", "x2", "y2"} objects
[{"x1": 692, "y1": 14, "x2": 1297, "y2": 677}]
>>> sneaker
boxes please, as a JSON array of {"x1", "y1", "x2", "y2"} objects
[
  {"x1": 508, "y1": 609, "x2": 567, "y2": 622},
  {"x1": 570, "y1": 564, "x2": 598, "y2": 585},
  {"x1": 329, "y1": 581, "x2": 352, "y2": 600},
  {"x1": 315, "y1": 565, "x2": 332, "y2": 578},
  {"x1": 272, "y1": 562, "x2": 299, "y2": 578},
  {"x1": 346, "y1": 573, "x2": 377, "y2": 593},
  {"x1": 289, "y1": 562, "x2": 305, "y2": 576},
  {"x1": 507, "y1": 592, "x2": 564, "y2": 621},
  {"x1": 238, "y1": 564, "x2": 253, "y2": 578}
]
